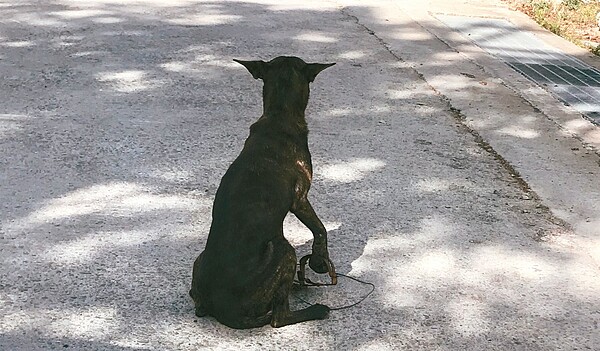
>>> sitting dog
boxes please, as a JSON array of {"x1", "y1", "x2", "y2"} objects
[{"x1": 190, "y1": 56, "x2": 336, "y2": 329}]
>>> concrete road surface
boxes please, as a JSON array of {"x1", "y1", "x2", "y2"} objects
[{"x1": 1, "y1": 0, "x2": 599, "y2": 350}]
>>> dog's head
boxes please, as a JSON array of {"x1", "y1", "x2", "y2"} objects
[{"x1": 233, "y1": 56, "x2": 335, "y2": 112}]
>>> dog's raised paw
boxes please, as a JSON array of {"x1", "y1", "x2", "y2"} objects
[{"x1": 309, "y1": 255, "x2": 329, "y2": 274}]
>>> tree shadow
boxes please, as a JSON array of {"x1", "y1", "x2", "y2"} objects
[{"x1": 1, "y1": 1, "x2": 599, "y2": 350}]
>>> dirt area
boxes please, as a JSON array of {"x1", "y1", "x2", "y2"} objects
[{"x1": 502, "y1": 0, "x2": 600, "y2": 54}]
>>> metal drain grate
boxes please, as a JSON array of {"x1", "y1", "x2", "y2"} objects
[{"x1": 435, "y1": 15, "x2": 600, "y2": 124}]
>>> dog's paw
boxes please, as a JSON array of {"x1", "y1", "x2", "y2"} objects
[
  {"x1": 309, "y1": 255, "x2": 329, "y2": 274},
  {"x1": 309, "y1": 304, "x2": 330, "y2": 320},
  {"x1": 195, "y1": 305, "x2": 207, "y2": 317}
]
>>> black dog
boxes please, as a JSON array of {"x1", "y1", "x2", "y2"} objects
[{"x1": 190, "y1": 56, "x2": 336, "y2": 329}]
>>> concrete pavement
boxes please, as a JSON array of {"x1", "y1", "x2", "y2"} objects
[{"x1": 1, "y1": 0, "x2": 599, "y2": 350}]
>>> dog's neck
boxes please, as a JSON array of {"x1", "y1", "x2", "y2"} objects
[{"x1": 261, "y1": 83, "x2": 309, "y2": 128}]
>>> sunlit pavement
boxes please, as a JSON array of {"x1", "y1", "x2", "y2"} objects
[{"x1": 1, "y1": 0, "x2": 599, "y2": 350}]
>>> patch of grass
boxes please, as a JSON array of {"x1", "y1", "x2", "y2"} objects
[
  {"x1": 531, "y1": 1, "x2": 563, "y2": 36},
  {"x1": 504, "y1": 0, "x2": 600, "y2": 56},
  {"x1": 562, "y1": 0, "x2": 582, "y2": 11}
]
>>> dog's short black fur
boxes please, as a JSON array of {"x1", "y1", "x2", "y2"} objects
[{"x1": 190, "y1": 56, "x2": 336, "y2": 329}]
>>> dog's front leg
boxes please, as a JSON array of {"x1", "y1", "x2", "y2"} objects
[{"x1": 291, "y1": 199, "x2": 331, "y2": 274}]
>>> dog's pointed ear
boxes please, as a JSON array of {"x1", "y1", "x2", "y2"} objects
[
  {"x1": 304, "y1": 62, "x2": 335, "y2": 83},
  {"x1": 233, "y1": 59, "x2": 267, "y2": 80}
]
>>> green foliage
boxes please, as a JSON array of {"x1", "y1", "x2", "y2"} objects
[
  {"x1": 561, "y1": 0, "x2": 582, "y2": 11},
  {"x1": 529, "y1": 0, "x2": 548, "y2": 14},
  {"x1": 528, "y1": 1, "x2": 558, "y2": 34}
]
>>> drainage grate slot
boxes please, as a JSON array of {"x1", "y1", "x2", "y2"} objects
[{"x1": 435, "y1": 15, "x2": 600, "y2": 124}]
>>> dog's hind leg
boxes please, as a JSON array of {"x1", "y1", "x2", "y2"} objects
[
  {"x1": 269, "y1": 245, "x2": 330, "y2": 328},
  {"x1": 271, "y1": 293, "x2": 330, "y2": 328}
]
